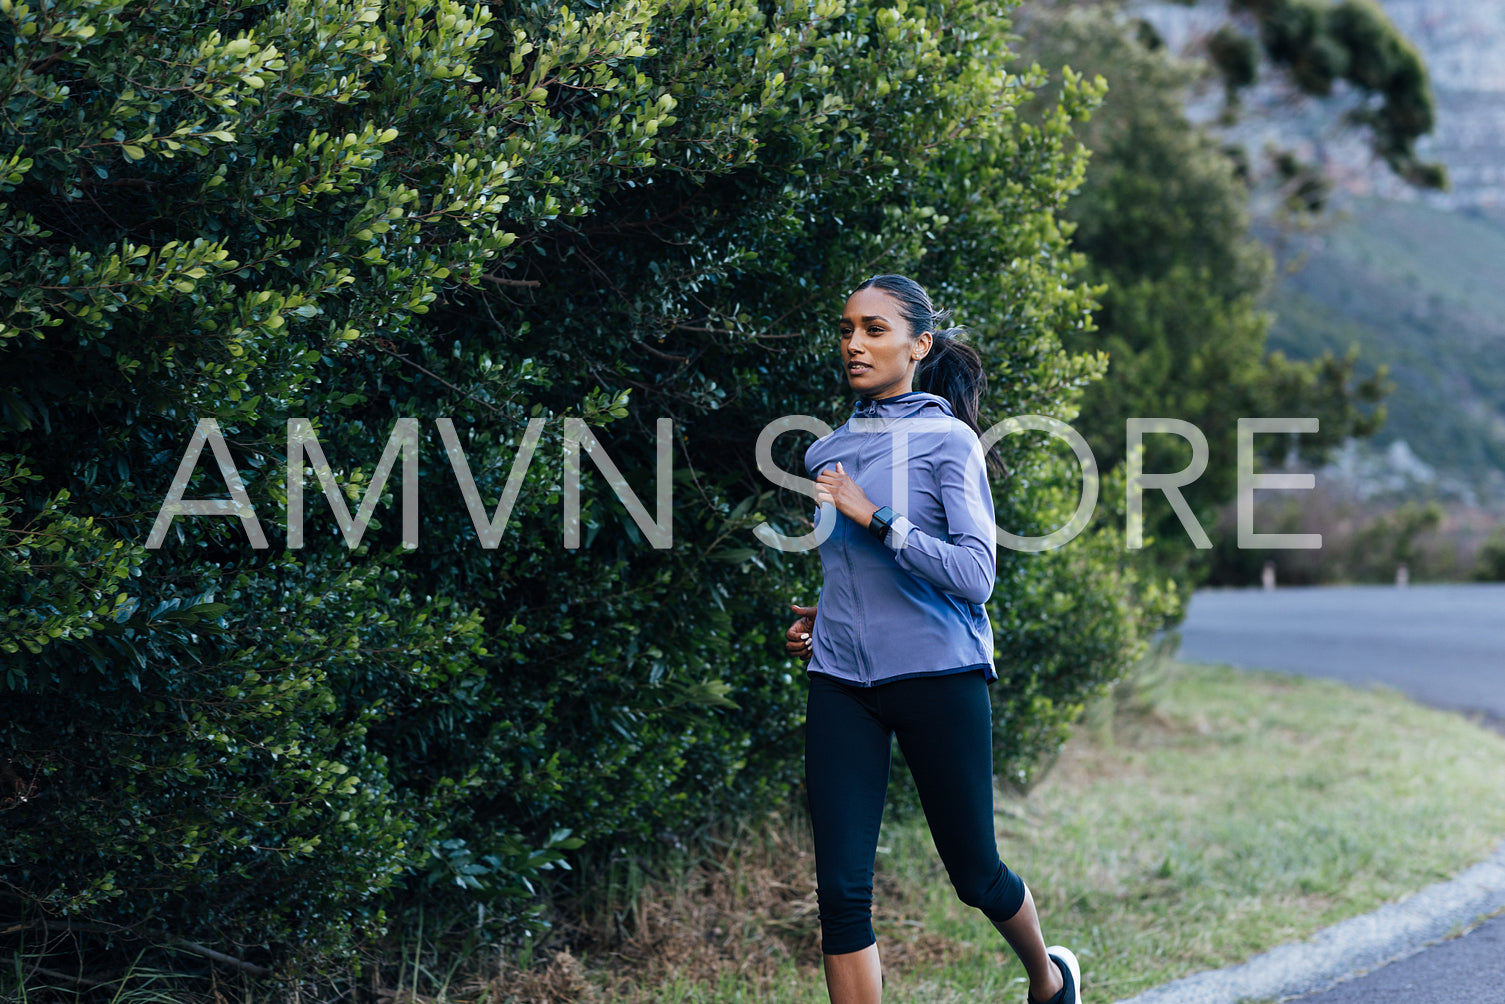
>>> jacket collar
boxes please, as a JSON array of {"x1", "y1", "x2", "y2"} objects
[{"x1": 851, "y1": 390, "x2": 954, "y2": 419}]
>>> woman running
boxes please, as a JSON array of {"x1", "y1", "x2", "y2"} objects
[{"x1": 785, "y1": 274, "x2": 1081, "y2": 1004}]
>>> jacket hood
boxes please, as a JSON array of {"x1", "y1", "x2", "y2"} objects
[{"x1": 851, "y1": 390, "x2": 955, "y2": 420}]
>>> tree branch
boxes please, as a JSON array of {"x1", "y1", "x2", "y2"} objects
[
  {"x1": 370, "y1": 340, "x2": 506, "y2": 417},
  {"x1": 480, "y1": 274, "x2": 540, "y2": 288},
  {"x1": 165, "y1": 936, "x2": 273, "y2": 978},
  {"x1": 636, "y1": 341, "x2": 691, "y2": 363}
]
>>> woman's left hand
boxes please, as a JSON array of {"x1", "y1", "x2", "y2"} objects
[{"x1": 814, "y1": 461, "x2": 878, "y2": 527}]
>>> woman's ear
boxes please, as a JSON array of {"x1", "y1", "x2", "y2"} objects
[{"x1": 912, "y1": 331, "x2": 934, "y2": 361}]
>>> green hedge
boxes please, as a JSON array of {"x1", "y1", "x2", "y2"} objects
[{"x1": 0, "y1": 0, "x2": 1166, "y2": 976}]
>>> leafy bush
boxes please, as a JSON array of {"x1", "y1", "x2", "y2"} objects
[
  {"x1": 0, "y1": 0, "x2": 1161, "y2": 977},
  {"x1": 1473, "y1": 527, "x2": 1505, "y2": 582}
]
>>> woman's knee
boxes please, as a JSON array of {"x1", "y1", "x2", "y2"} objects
[
  {"x1": 950, "y1": 859, "x2": 1027, "y2": 920},
  {"x1": 951, "y1": 869, "x2": 993, "y2": 909}
]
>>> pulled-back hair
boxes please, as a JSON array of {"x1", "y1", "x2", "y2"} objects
[{"x1": 851, "y1": 274, "x2": 1008, "y2": 480}]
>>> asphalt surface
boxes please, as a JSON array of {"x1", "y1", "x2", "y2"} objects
[
  {"x1": 1296, "y1": 913, "x2": 1505, "y2": 1004},
  {"x1": 1176, "y1": 581, "x2": 1505, "y2": 728},
  {"x1": 1115, "y1": 582, "x2": 1505, "y2": 1004}
]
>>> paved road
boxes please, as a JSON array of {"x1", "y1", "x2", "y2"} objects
[
  {"x1": 1294, "y1": 913, "x2": 1505, "y2": 1004},
  {"x1": 1176, "y1": 582, "x2": 1505, "y2": 726},
  {"x1": 1164, "y1": 581, "x2": 1505, "y2": 1003}
]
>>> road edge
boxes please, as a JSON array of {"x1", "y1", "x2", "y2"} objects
[{"x1": 1110, "y1": 837, "x2": 1505, "y2": 1004}]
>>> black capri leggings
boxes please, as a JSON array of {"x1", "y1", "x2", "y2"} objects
[{"x1": 804, "y1": 668, "x2": 1027, "y2": 956}]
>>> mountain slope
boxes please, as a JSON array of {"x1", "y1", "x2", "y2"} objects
[{"x1": 1259, "y1": 196, "x2": 1505, "y2": 503}]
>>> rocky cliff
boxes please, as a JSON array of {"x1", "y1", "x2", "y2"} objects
[
  {"x1": 1127, "y1": 1, "x2": 1505, "y2": 509},
  {"x1": 1131, "y1": 0, "x2": 1505, "y2": 210}
]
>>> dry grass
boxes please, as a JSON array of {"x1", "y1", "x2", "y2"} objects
[
  {"x1": 83, "y1": 661, "x2": 1497, "y2": 1004},
  {"x1": 579, "y1": 815, "x2": 822, "y2": 1001},
  {"x1": 473, "y1": 801, "x2": 983, "y2": 1004},
  {"x1": 476, "y1": 948, "x2": 599, "y2": 1004},
  {"x1": 478, "y1": 660, "x2": 1505, "y2": 1003},
  {"x1": 571, "y1": 814, "x2": 963, "y2": 1001}
]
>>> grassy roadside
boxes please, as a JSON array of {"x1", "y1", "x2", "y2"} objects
[
  {"x1": 548, "y1": 660, "x2": 1505, "y2": 1003},
  {"x1": 14, "y1": 661, "x2": 1505, "y2": 1003}
]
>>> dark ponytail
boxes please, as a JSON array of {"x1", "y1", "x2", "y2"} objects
[{"x1": 851, "y1": 275, "x2": 1009, "y2": 481}]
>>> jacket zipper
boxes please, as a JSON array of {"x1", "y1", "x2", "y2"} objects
[
  {"x1": 842, "y1": 449, "x2": 874, "y2": 686},
  {"x1": 843, "y1": 399, "x2": 888, "y2": 686}
]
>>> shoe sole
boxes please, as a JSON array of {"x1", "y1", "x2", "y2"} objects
[{"x1": 1045, "y1": 945, "x2": 1081, "y2": 1004}]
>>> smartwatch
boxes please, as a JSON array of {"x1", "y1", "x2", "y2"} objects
[{"x1": 867, "y1": 505, "x2": 896, "y2": 544}]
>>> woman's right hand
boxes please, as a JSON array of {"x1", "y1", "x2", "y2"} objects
[{"x1": 786, "y1": 603, "x2": 816, "y2": 661}]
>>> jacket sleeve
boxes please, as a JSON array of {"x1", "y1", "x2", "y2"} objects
[{"x1": 886, "y1": 428, "x2": 997, "y2": 604}]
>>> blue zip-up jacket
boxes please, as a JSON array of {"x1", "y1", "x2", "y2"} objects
[{"x1": 804, "y1": 390, "x2": 998, "y2": 687}]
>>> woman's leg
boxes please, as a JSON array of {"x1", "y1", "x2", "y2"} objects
[
  {"x1": 821, "y1": 943, "x2": 882, "y2": 1004},
  {"x1": 888, "y1": 671, "x2": 1064, "y2": 1003},
  {"x1": 805, "y1": 673, "x2": 894, "y2": 1003},
  {"x1": 990, "y1": 884, "x2": 1064, "y2": 1003}
]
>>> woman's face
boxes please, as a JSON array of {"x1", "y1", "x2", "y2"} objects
[{"x1": 840, "y1": 287, "x2": 932, "y2": 400}]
